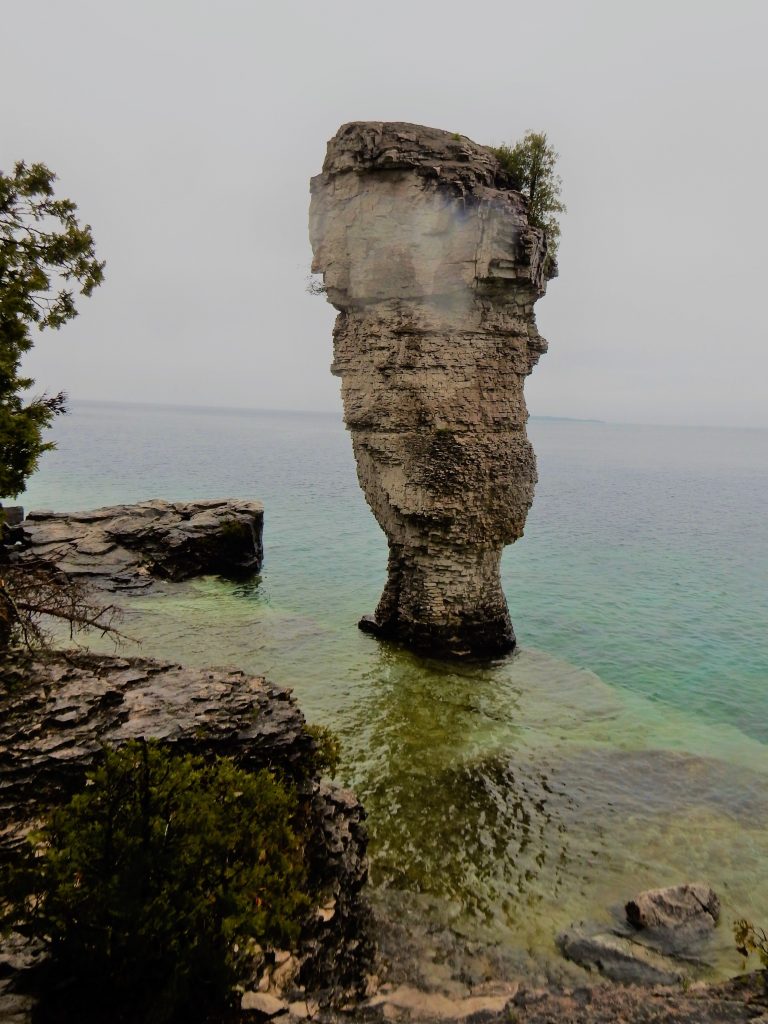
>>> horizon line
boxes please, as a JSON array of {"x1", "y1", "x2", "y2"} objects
[{"x1": 65, "y1": 396, "x2": 768, "y2": 433}]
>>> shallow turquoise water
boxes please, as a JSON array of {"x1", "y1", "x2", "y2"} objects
[{"x1": 20, "y1": 402, "x2": 768, "y2": 975}]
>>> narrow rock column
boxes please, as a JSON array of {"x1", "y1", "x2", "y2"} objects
[{"x1": 309, "y1": 122, "x2": 554, "y2": 656}]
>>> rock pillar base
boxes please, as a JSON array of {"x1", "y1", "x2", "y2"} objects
[{"x1": 358, "y1": 544, "x2": 516, "y2": 658}]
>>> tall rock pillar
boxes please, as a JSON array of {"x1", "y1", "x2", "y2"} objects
[{"x1": 309, "y1": 122, "x2": 554, "y2": 656}]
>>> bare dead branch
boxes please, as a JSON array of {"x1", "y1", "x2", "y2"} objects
[{"x1": 0, "y1": 557, "x2": 133, "y2": 652}]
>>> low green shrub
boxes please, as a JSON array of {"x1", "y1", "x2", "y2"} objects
[
  {"x1": 7, "y1": 741, "x2": 311, "y2": 1023},
  {"x1": 306, "y1": 723, "x2": 342, "y2": 779}
]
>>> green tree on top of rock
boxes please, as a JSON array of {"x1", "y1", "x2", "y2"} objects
[
  {"x1": 489, "y1": 131, "x2": 566, "y2": 266},
  {"x1": 0, "y1": 161, "x2": 104, "y2": 499}
]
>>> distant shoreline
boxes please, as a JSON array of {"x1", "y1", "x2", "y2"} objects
[
  {"x1": 64, "y1": 399, "x2": 767, "y2": 433},
  {"x1": 531, "y1": 415, "x2": 604, "y2": 424}
]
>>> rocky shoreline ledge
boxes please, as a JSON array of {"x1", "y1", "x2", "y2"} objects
[
  {"x1": 3, "y1": 498, "x2": 264, "y2": 589},
  {"x1": 0, "y1": 651, "x2": 373, "y2": 1021}
]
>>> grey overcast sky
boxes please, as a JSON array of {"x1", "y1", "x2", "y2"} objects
[{"x1": 3, "y1": 0, "x2": 767, "y2": 427}]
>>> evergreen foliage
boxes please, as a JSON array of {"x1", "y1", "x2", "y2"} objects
[
  {"x1": 5, "y1": 742, "x2": 311, "y2": 1023},
  {"x1": 0, "y1": 161, "x2": 104, "y2": 499},
  {"x1": 489, "y1": 131, "x2": 566, "y2": 265},
  {"x1": 306, "y1": 723, "x2": 342, "y2": 778}
]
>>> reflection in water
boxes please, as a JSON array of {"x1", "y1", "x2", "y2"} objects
[
  {"x1": 337, "y1": 647, "x2": 571, "y2": 924},
  {"x1": 367, "y1": 757, "x2": 570, "y2": 916}
]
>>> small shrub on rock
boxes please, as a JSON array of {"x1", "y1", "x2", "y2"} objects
[
  {"x1": 8, "y1": 741, "x2": 311, "y2": 1023},
  {"x1": 306, "y1": 723, "x2": 342, "y2": 779},
  {"x1": 489, "y1": 130, "x2": 565, "y2": 267}
]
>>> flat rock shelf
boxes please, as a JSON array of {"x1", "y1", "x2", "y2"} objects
[{"x1": 8, "y1": 497, "x2": 264, "y2": 589}]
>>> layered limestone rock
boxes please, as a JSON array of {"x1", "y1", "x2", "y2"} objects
[
  {"x1": 309, "y1": 122, "x2": 554, "y2": 655},
  {"x1": 7, "y1": 498, "x2": 263, "y2": 590}
]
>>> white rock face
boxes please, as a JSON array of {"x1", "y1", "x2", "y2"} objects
[{"x1": 309, "y1": 122, "x2": 554, "y2": 656}]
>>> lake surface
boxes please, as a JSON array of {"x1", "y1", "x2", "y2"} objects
[{"x1": 20, "y1": 401, "x2": 768, "y2": 978}]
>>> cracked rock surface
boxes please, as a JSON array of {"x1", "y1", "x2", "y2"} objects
[
  {"x1": 309, "y1": 122, "x2": 554, "y2": 656},
  {"x1": 0, "y1": 652, "x2": 372, "y2": 1017},
  {"x1": 626, "y1": 883, "x2": 721, "y2": 940},
  {"x1": 8, "y1": 498, "x2": 263, "y2": 590}
]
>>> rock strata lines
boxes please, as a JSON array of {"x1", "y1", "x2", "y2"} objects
[
  {"x1": 11, "y1": 498, "x2": 263, "y2": 589},
  {"x1": 309, "y1": 122, "x2": 554, "y2": 656}
]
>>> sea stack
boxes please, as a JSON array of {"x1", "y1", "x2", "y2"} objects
[{"x1": 309, "y1": 122, "x2": 554, "y2": 656}]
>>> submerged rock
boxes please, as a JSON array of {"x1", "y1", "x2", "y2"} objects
[
  {"x1": 309, "y1": 122, "x2": 554, "y2": 657},
  {"x1": 557, "y1": 924, "x2": 685, "y2": 986},
  {"x1": 10, "y1": 498, "x2": 263, "y2": 589},
  {"x1": 626, "y1": 883, "x2": 721, "y2": 948},
  {"x1": 558, "y1": 883, "x2": 722, "y2": 986}
]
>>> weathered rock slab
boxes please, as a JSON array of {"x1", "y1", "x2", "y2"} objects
[
  {"x1": 241, "y1": 990, "x2": 289, "y2": 1016},
  {"x1": 368, "y1": 985, "x2": 513, "y2": 1020},
  {"x1": 626, "y1": 883, "x2": 721, "y2": 940},
  {"x1": 557, "y1": 924, "x2": 685, "y2": 986},
  {"x1": 10, "y1": 498, "x2": 263, "y2": 589},
  {"x1": 0, "y1": 652, "x2": 309, "y2": 833}
]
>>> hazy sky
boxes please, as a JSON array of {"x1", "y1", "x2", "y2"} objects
[{"x1": 4, "y1": 0, "x2": 767, "y2": 427}]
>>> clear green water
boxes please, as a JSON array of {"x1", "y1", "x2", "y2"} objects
[{"x1": 20, "y1": 402, "x2": 768, "y2": 977}]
